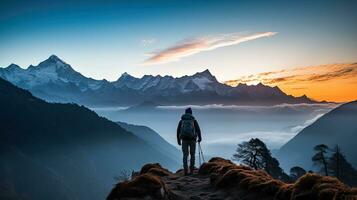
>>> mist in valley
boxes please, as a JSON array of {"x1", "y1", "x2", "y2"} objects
[{"x1": 92, "y1": 103, "x2": 338, "y2": 162}]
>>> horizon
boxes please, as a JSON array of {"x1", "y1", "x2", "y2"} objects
[{"x1": 2, "y1": 54, "x2": 356, "y2": 103}]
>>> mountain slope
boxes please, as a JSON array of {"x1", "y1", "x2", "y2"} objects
[
  {"x1": 0, "y1": 77, "x2": 179, "y2": 200},
  {"x1": 277, "y1": 100, "x2": 357, "y2": 170},
  {"x1": 116, "y1": 121, "x2": 180, "y2": 161},
  {"x1": 0, "y1": 55, "x2": 317, "y2": 106}
]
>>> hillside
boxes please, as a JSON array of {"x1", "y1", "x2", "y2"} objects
[
  {"x1": 107, "y1": 158, "x2": 357, "y2": 200},
  {"x1": 0, "y1": 55, "x2": 317, "y2": 106},
  {"x1": 277, "y1": 100, "x2": 357, "y2": 171},
  {"x1": 0, "y1": 78, "x2": 179, "y2": 200},
  {"x1": 116, "y1": 121, "x2": 180, "y2": 161}
]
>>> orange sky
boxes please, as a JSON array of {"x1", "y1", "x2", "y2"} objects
[{"x1": 225, "y1": 63, "x2": 357, "y2": 103}]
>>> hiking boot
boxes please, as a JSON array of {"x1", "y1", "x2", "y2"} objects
[{"x1": 184, "y1": 169, "x2": 189, "y2": 176}]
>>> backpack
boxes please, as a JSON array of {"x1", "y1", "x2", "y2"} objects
[{"x1": 180, "y1": 114, "x2": 196, "y2": 140}]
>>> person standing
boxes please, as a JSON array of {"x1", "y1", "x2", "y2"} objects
[{"x1": 177, "y1": 107, "x2": 202, "y2": 175}]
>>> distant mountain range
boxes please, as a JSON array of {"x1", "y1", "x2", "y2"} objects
[
  {"x1": 0, "y1": 55, "x2": 317, "y2": 106},
  {"x1": 0, "y1": 77, "x2": 179, "y2": 200},
  {"x1": 277, "y1": 100, "x2": 357, "y2": 171}
]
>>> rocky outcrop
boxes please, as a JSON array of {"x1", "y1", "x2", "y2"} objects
[
  {"x1": 200, "y1": 157, "x2": 357, "y2": 200},
  {"x1": 107, "y1": 157, "x2": 357, "y2": 200}
]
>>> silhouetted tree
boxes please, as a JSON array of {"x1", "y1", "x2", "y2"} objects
[
  {"x1": 233, "y1": 138, "x2": 267, "y2": 170},
  {"x1": 328, "y1": 145, "x2": 357, "y2": 186},
  {"x1": 290, "y1": 166, "x2": 306, "y2": 181},
  {"x1": 328, "y1": 145, "x2": 341, "y2": 179},
  {"x1": 312, "y1": 144, "x2": 329, "y2": 176},
  {"x1": 233, "y1": 138, "x2": 288, "y2": 180}
]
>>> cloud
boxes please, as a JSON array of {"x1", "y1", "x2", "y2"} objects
[
  {"x1": 141, "y1": 38, "x2": 156, "y2": 46},
  {"x1": 157, "y1": 103, "x2": 337, "y2": 111},
  {"x1": 225, "y1": 63, "x2": 357, "y2": 87},
  {"x1": 224, "y1": 63, "x2": 357, "y2": 102},
  {"x1": 290, "y1": 113, "x2": 324, "y2": 133},
  {"x1": 142, "y1": 32, "x2": 277, "y2": 65}
]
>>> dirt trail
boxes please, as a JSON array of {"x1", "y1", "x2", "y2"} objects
[{"x1": 163, "y1": 171, "x2": 228, "y2": 200}]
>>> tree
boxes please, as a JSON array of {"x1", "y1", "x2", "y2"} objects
[
  {"x1": 328, "y1": 145, "x2": 341, "y2": 179},
  {"x1": 233, "y1": 138, "x2": 268, "y2": 170},
  {"x1": 233, "y1": 138, "x2": 288, "y2": 180},
  {"x1": 290, "y1": 166, "x2": 306, "y2": 181},
  {"x1": 312, "y1": 144, "x2": 329, "y2": 176},
  {"x1": 328, "y1": 145, "x2": 357, "y2": 186}
]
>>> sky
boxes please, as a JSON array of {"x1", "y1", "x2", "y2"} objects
[{"x1": 0, "y1": 0, "x2": 356, "y2": 102}]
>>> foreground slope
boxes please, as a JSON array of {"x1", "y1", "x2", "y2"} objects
[
  {"x1": 107, "y1": 158, "x2": 357, "y2": 200},
  {"x1": 277, "y1": 100, "x2": 357, "y2": 170},
  {"x1": 0, "y1": 78, "x2": 178, "y2": 200}
]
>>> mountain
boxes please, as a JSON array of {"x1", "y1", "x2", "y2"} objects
[
  {"x1": 0, "y1": 55, "x2": 106, "y2": 103},
  {"x1": 0, "y1": 55, "x2": 317, "y2": 106},
  {"x1": 0, "y1": 77, "x2": 179, "y2": 200},
  {"x1": 116, "y1": 121, "x2": 180, "y2": 161},
  {"x1": 277, "y1": 100, "x2": 357, "y2": 171}
]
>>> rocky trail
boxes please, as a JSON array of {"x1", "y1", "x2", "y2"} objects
[{"x1": 163, "y1": 171, "x2": 227, "y2": 200}]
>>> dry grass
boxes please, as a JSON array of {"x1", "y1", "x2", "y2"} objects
[
  {"x1": 108, "y1": 158, "x2": 357, "y2": 200},
  {"x1": 199, "y1": 157, "x2": 357, "y2": 200},
  {"x1": 107, "y1": 164, "x2": 174, "y2": 200}
]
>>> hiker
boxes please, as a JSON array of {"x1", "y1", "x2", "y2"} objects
[{"x1": 177, "y1": 107, "x2": 202, "y2": 175}]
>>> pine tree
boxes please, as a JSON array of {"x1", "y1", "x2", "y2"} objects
[
  {"x1": 233, "y1": 138, "x2": 288, "y2": 180},
  {"x1": 328, "y1": 145, "x2": 357, "y2": 186},
  {"x1": 233, "y1": 138, "x2": 267, "y2": 170},
  {"x1": 312, "y1": 144, "x2": 329, "y2": 176}
]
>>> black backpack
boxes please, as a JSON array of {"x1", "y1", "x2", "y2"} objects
[{"x1": 180, "y1": 114, "x2": 196, "y2": 139}]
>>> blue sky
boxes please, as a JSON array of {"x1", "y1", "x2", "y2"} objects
[{"x1": 1, "y1": 0, "x2": 356, "y2": 81}]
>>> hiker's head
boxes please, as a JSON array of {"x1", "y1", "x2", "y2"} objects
[{"x1": 185, "y1": 107, "x2": 192, "y2": 114}]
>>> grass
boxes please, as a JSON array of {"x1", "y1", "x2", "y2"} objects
[{"x1": 199, "y1": 157, "x2": 357, "y2": 200}]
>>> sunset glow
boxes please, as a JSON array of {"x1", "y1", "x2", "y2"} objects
[{"x1": 225, "y1": 63, "x2": 357, "y2": 102}]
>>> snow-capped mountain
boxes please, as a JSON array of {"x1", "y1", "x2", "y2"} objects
[
  {"x1": 0, "y1": 55, "x2": 104, "y2": 91},
  {"x1": 0, "y1": 55, "x2": 316, "y2": 106},
  {"x1": 113, "y1": 69, "x2": 227, "y2": 95}
]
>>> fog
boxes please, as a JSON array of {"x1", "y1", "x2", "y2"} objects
[{"x1": 92, "y1": 103, "x2": 338, "y2": 159}]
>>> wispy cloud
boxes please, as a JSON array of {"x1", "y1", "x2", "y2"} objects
[
  {"x1": 225, "y1": 63, "x2": 357, "y2": 102},
  {"x1": 225, "y1": 63, "x2": 357, "y2": 86},
  {"x1": 142, "y1": 32, "x2": 277, "y2": 65},
  {"x1": 141, "y1": 38, "x2": 156, "y2": 46}
]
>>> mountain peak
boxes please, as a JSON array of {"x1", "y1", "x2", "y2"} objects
[
  {"x1": 117, "y1": 72, "x2": 135, "y2": 81},
  {"x1": 198, "y1": 69, "x2": 212, "y2": 76},
  {"x1": 35, "y1": 55, "x2": 70, "y2": 70},
  {"x1": 41, "y1": 55, "x2": 67, "y2": 66},
  {"x1": 7, "y1": 63, "x2": 22, "y2": 71},
  {"x1": 194, "y1": 69, "x2": 217, "y2": 81},
  {"x1": 48, "y1": 55, "x2": 62, "y2": 61}
]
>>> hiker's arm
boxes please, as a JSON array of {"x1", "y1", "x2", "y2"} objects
[
  {"x1": 194, "y1": 120, "x2": 202, "y2": 142},
  {"x1": 177, "y1": 120, "x2": 182, "y2": 145}
]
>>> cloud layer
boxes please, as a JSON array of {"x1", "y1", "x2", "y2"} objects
[
  {"x1": 225, "y1": 63, "x2": 357, "y2": 102},
  {"x1": 143, "y1": 32, "x2": 277, "y2": 65}
]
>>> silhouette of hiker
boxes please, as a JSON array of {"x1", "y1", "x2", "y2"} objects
[{"x1": 177, "y1": 107, "x2": 202, "y2": 175}]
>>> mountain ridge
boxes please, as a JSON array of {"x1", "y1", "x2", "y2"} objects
[{"x1": 0, "y1": 55, "x2": 318, "y2": 106}]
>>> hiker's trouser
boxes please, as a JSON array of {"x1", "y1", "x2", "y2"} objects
[{"x1": 182, "y1": 140, "x2": 196, "y2": 171}]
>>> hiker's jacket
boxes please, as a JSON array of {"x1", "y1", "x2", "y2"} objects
[{"x1": 177, "y1": 114, "x2": 201, "y2": 143}]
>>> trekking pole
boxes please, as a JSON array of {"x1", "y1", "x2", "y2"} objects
[
  {"x1": 198, "y1": 142, "x2": 205, "y2": 163},
  {"x1": 198, "y1": 142, "x2": 202, "y2": 166}
]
